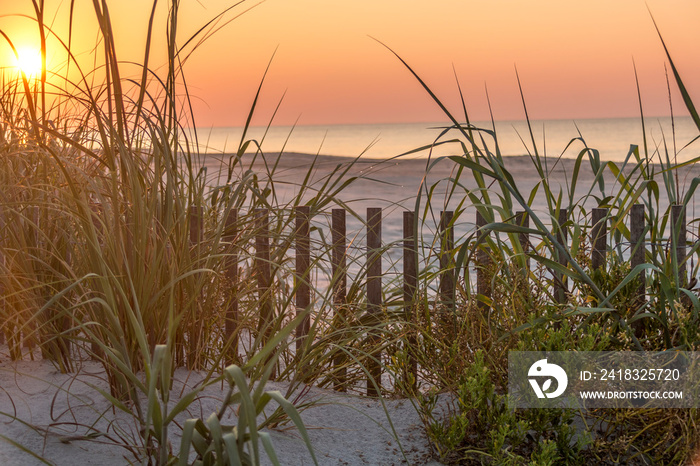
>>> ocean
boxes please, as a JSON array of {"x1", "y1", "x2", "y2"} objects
[{"x1": 195, "y1": 116, "x2": 700, "y2": 163}]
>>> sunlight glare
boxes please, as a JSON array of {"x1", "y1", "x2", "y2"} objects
[{"x1": 14, "y1": 47, "x2": 43, "y2": 77}]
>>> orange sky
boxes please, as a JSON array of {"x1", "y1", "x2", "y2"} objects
[{"x1": 2, "y1": 0, "x2": 700, "y2": 127}]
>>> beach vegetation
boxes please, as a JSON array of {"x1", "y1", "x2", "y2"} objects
[
  {"x1": 0, "y1": 0, "x2": 324, "y2": 463},
  {"x1": 379, "y1": 24, "x2": 700, "y2": 463},
  {"x1": 1, "y1": 0, "x2": 700, "y2": 465}
]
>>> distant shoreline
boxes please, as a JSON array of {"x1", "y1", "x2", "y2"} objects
[
  {"x1": 189, "y1": 117, "x2": 700, "y2": 162},
  {"x1": 194, "y1": 150, "x2": 700, "y2": 220},
  {"x1": 200, "y1": 150, "x2": 696, "y2": 167},
  {"x1": 190, "y1": 115, "x2": 693, "y2": 132}
]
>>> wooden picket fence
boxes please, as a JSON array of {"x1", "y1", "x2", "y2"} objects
[
  {"x1": 187, "y1": 203, "x2": 691, "y2": 394},
  {"x1": 1, "y1": 202, "x2": 694, "y2": 395}
]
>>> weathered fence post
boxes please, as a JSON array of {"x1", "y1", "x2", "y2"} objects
[
  {"x1": 255, "y1": 208, "x2": 272, "y2": 334},
  {"x1": 0, "y1": 205, "x2": 4, "y2": 345},
  {"x1": 476, "y1": 210, "x2": 491, "y2": 309},
  {"x1": 592, "y1": 208, "x2": 608, "y2": 271},
  {"x1": 403, "y1": 210, "x2": 418, "y2": 390},
  {"x1": 295, "y1": 206, "x2": 311, "y2": 355},
  {"x1": 630, "y1": 204, "x2": 646, "y2": 336},
  {"x1": 515, "y1": 211, "x2": 530, "y2": 271},
  {"x1": 187, "y1": 205, "x2": 204, "y2": 366},
  {"x1": 223, "y1": 209, "x2": 238, "y2": 364},
  {"x1": 630, "y1": 204, "x2": 646, "y2": 299},
  {"x1": 189, "y1": 205, "x2": 203, "y2": 245},
  {"x1": 255, "y1": 209, "x2": 274, "y2": 377},
  {"x1": 366, "y1": 207, "x2": 382, "y2": 396},
  {"x1": 671, "y1": 204, "x2": 687, "y2": 287},
  {"x1": 555, "y1": 208, "x2": 568, "y2": 304},
  {"x1": 332, "y1": 208, "x2": 347, "y2": 391},
  {"x1": 439, "y1": 211, "x2": 455, "y2": 312}
]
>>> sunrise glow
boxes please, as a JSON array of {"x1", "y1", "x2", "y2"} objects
[
  {"x1": 1, "y1": 1, "x2": 700, "y2": 126},
  {"x1": 13, "y1": 46, "x2": 43, "y2": 78}
]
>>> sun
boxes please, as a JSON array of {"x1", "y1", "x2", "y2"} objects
[{"x1": 14, "y1": 47, "x2": 43, "y2": 77}]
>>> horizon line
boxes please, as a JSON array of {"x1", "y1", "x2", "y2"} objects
[{"x1": 190, "y1": 114, "x2": 694, "y2": 130}]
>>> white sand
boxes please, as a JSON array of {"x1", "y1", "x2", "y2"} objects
[
  {"x1": 0, "y1": 352, "x2": 444, "y2": 465},
  {"x1": 214, "y1": 152, "x2": 700, "y2": 217}
]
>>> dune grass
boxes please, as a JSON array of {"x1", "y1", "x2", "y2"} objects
[
  {"x1": 0, "y1": 1, "x2": 427, "y2": 464},
  {"x1": 0, "y1": 0, "x2": 332, "y2": 463},
  {"x1": 376, "y1": 25, "x2": 700, "y2": 463}
]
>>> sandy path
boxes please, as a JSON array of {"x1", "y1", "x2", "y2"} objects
[{"x1": 0, "y1": 355, "x2": 444, "y2": 465}]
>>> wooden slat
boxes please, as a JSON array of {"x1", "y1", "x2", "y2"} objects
[
  {"x1": 0, "y1": 205, "x2": 4, "y2": 345},
  {"x1": 555, "y1": 208, "x2": 568, "y2": 304},
  {"x1": 630, "y1": 204, "x2": 646, "y2": 299},
  {"x1": 255, "y1": 209, "x2": 273, "y2": 376},
  {"x1": 630, "y1": 204, "x2": 646, "y2": 336},
  {"x1": 516, "y1": 211, "x2": 530, "y2": 271},
  {"x1": 295, "y1": 206, "x2": 311, "y2": 354},
  {"x1": 476, "y1": 210, "x2": 491, "y2": 309},
  {"x1": 672, "y1": 204, "x2": 687, "y2": 287},
  {"x1": 223, "y1": 209, "x2": 238, "y2": 364},
  {"x1": 366, "y1": 207, "x2": 382, "y2": 396},
  {"x1": 187, "y1": 205, "x2": 205, "y2": 367},
  {"x1": 592, "y1": 208, "x2": 608, "y2": 271},
  {"x1": 439, "y1": 211, "x2": 455, "y2": 312},
  {"x1": 189, "y1": 206, "x2": 203, "y2": 245},
  {"x1": 332, "y1": 208, "x2": 347, "y2": 391},
  {"x1": 403, "y1": 210, "x2": 417, "y2": 390}
]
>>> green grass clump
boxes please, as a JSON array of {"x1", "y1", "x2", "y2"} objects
[{"x1": 375, "y1": 21, "x2": 700, "y2": 463}]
